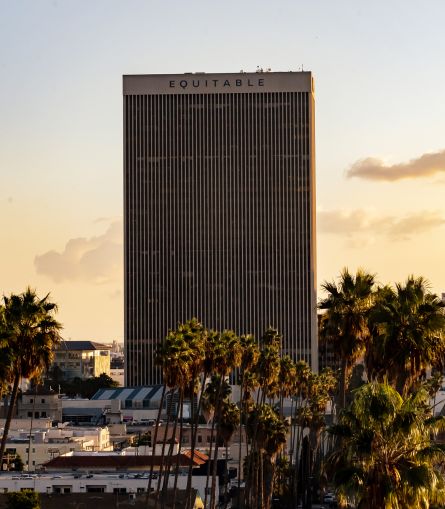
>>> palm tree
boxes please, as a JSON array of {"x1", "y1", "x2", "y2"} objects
[
  {"x1": 327, "y1": 382, "x2": 445, "y2": 508},
  {"x1": 155, "y1": 322, "x2": 195, "y2": 509},
  {"x1": 217, "y1": 401, "x2": 240, "y2": 508},
  {"x1": 366, "y1": 276, "x2": 445, "y2": 396},
  {"x1": 206, "y1": 329, "x2": 241, "y2": 509},
  {"x1": 296, "y1": 368, "x2": 337, "y2": 507},
  {"x1": 245, "y1": 404, "x2": 288, "y2": 509},
  {"x1": 255, "y1": 328, "x2": 281, "y2": 405},
  {"x1": 244, "y1": 328, "x2": 282, "y2": 508},
  {"x1": 202, "y1": 375, "x2": 233, "y2": 509},
  {"x1": 319, "y1": 268, "x2": 375, "y2": 411},
  {"x1": 0, "y1": 288, "x2": 62, "y2": 468}
]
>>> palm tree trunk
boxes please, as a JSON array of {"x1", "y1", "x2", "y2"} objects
[
  {"x1": 204, "y1": 419, "x2": 215, "y2": 509},
  {"x1": 154, "y1": 388, "x2": 176, "y2": 508},
  {"x1": 210, "y1": 403, "x2": 223, "y2": 508},
  {"x1": 160, "y1": 391, "x2": 181, "y2": 509},
  {"x1": 220, "y1": 443, "x2": 230, "y2": 509},
  {"x1": 263, "y1": 455, "x2": 275, "y2": 509},
  {"x1": 237, "y1": 374, "x2": 245, "y2": 509},
  {"x1": 294, "y1": 399, "x2": 308, "y2": 505},
  {"x1": 0, "y1": 374, "x2": 20, "y2": 468},
  {"x1": 27, "y1": 385, "x2": 37, "y2": 472},
  {"x1": 186, "y1": 372, "x2": 207, "y2": 509},
  {"x1": 205, "y1": 378, "x2": 224, "y2": 509},
  {"x1": 259, "y1": 450, "x2": 264, "y2": 509},
  {"x1": 146, "y1": 384, "x2": 167, "y2": 506},
  {"x1": 171, "y1": 389, "x2": 184, "y2": 509},
  {"x1": 339, "y1": 357, "x2": 348, "y2": 411}
]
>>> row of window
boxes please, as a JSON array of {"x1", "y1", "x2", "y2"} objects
[{"x1": 27, "y1": 411, "x2": 47, "y2": 418}]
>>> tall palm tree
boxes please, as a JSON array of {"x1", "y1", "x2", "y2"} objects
[
  {"x1": 327, "y1": 382, "x2": 445, "y2": 508},
  {"x1": 245, "y1": 404, "x2": 288, "y2": 509},
  {"x1": 366, "y1": 276, "x2": 445, "y2": 396},
  {"x1": 207, "y1": 329, "x2": 241, "y2": 509},
  {"x1": 0, "y1": 288, "x2": 62, "y2": 468},
  {"x1": 296, "y1": 368, "x2": 337, "y2": 507},
  {"x1": 202, "y1": 375, "x2": 233, "y2": 509},
  {"x1": 155, "y1": 323, "x2": 194, "y2": 509},
  {"x1": 217, "y1": 401, "x2": 240, "y2": 508},
  {"x1": 255, "y1": 328, "x2": 281, "y2": 405},
  {"x1": 319, "y1": 268, "x2": 375, "y2": 411}
]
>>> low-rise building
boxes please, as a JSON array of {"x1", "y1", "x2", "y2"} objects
[
  {"x1": 1, "y1": 426, "x2": 112, "y2": 471},
  {"x1": 0, "y1": 475, "x2": 205, "y2": 508},
  {"x1": 91, "y1": 386, "x2": 164, "y2": 423},
  {"x1": 43, "y1": 449, "x2": 207, "y2": 473},
  {"x1": 51, "y1": 341, "x2": 111, "y2": 381},
  {"x1": 16, "y1": 390, "x2": 62, "y2": 421}
]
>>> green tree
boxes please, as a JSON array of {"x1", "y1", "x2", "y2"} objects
[
  {"x1": 366, "y1": 276, "x2": 445, "y2": 396},
  {"x1": 12, "y1": 453, "x2": 24, "y2": 472},
  {"x1": 319, "y1": 268, "x2": 375, "y2": 411},
  {"x1": 6, "y1": 490, "x2": 40, "y2": 509},
  {"x1": 0, "y1": 288, "x2": 62, "y2": 467},
  {"x1": 328, "y1": 382, "x2": 445, "y2": 509}
]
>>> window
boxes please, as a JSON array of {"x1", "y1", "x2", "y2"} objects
[
  {"x1": 113, "y1": 488, "x2": 126, "y2": 494},
  {"x1": 35, "y1": 412, "x2": 39, "y2": 418},
  {"x1": 27, "y1": 412, "x2": 32, "y2": 418},
  {"x1": 30, "y1": 399, "x2": 33, "y2": 404},
  {"x1": 198, "y1": 435, "x2": 202, "y2": 443},
  {"x1": 41, "y1": 412, "x2": 47, "y2": 418},
  {"x1": 41, "y1": 399, "x2": 45, "y2": 403},
  {"x1": 86, "y1": 486, "x2": 106, "y2": 493}
]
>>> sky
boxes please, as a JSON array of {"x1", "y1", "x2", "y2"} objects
[{"x1": 1, "y1": 0, "x2": 445, "y2": 342}]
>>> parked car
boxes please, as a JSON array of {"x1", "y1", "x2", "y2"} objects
[{"x1": 323, "y1": 492, "x2": 338, "y2": 507}]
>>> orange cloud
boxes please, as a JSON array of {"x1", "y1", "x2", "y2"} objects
[
  {"x1": 34, "y1": 221, "x2": 122, "y2": 284},
  {"x1": 318, "y1": 210, "x2": 444, "y2": 240},
  {"x1": 347, "y1": 150, "x2": 445, "y2": 181}
]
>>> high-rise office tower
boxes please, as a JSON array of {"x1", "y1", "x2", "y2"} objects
[{"x1": 124, "y1": 72, "x2": 317, "y2": 385}]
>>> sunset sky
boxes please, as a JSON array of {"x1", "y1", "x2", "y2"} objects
[{"x1": 1, "y1": 0, "x2": 445, "y2": 342}]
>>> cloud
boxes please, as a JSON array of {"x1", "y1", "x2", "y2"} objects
[
  {"x1": 318, "y1": 210, "x2": 444, "y2": 241},
  {"x1": 35, "y1": 221, "x2": 123, "y2": 284},
  {"x1": 346, "y1": 149, "x2": 445, "y2": 181}
]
